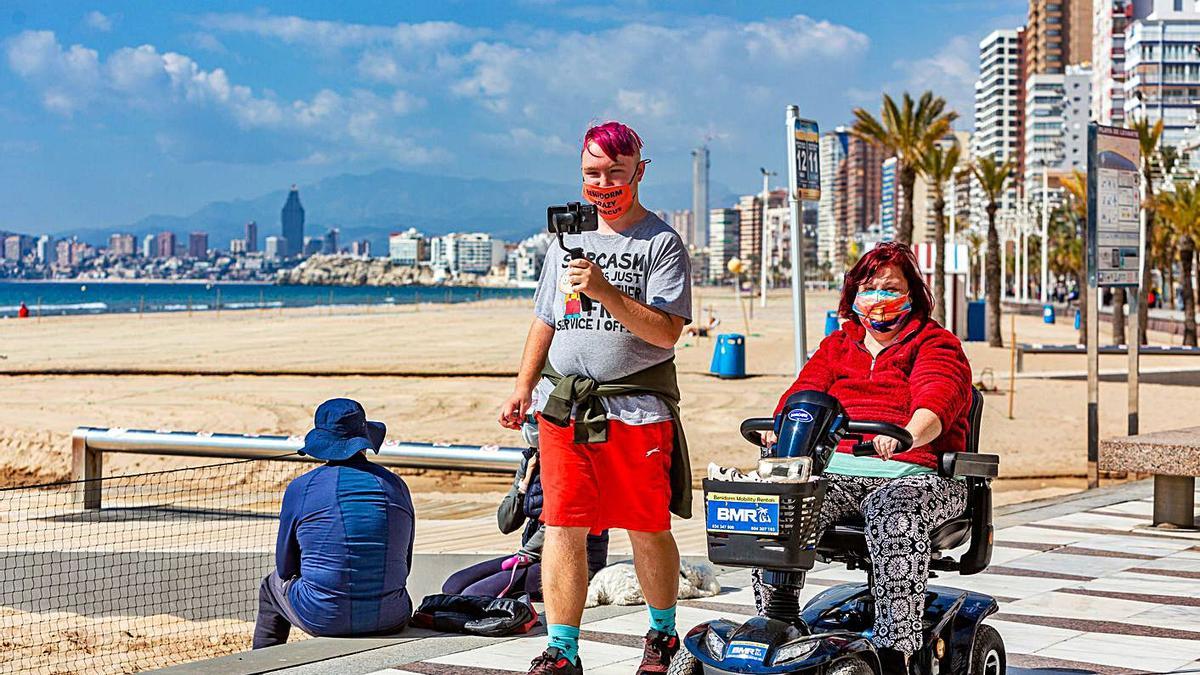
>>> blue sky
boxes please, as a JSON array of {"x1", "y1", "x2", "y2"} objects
[{"x1": 0, "y1": 1, "x2": 1025, "y2": 234}]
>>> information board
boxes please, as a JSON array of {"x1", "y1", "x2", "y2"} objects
[
  {"x1": 1087, "y1": 125, "x2": 1141, "y2": 287},
  {"x1": 792, "y1": 118, "x2": 820, "y2": 201}
]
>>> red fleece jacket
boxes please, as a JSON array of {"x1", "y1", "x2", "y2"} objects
[{"x1": 774, "y1": 317, "x2": 973, "y2": 470}]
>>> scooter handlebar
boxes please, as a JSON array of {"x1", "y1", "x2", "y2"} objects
[
  {"x1": 739, "y1": 418, "x2": 774, "y2": 446},
  {"x1": 846, "y1": 420, "x2": 914, "y2": 456}
]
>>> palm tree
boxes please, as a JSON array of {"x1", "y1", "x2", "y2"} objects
[
  {"x1": 1157, "y1": 182, "x2": 1199, "y2": 346},
  {"x1": 852, "y1": 92, "x2": 958, "y2": 245},
  {"x1": 917, "y1": 141, "x2": 962, "y2": 324},
  {"x1": 1058, "y1": 170, "x2": 1089, "y2": 344},
  {"x1": 1131, "y1": 117, "x2": 1164, "y2": 345},
  {"x1": 971, "y1": 156, "x2": 1013, "y2": 347}
]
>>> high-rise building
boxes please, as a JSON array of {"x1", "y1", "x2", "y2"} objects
[
  {"x1": 669, "y1": 210, "x2": 692, "y2": 245},
  {"x1": 511, "y1": 233, "x2": 553, "y2": 283},
  {"x1": 322, "y1": 228, "x2": 339, "y2": 255},
  {"x1": 735, "y1": 194, "x2": 763, "y2": 268},
  {"x1": 55, "y1": 239, "x2": 73, "y2": 267},
  {"x1": 350, "y1": 240, "x2": 371, "y2": 257},
  {"x1": 107, "y1": 233, "x2": 135, "y2": 257},
  {"x1": 1093, "y1": 1, "x2": 1138, "y2": 126},
  {"x1": 1124, "y1": 0, "x2": 1200, "y2": 146},
  {"x1": 264, "y1": 236, "x2": 285, "y2": 261},
  {"x1": 280, "y1": 185, "x2": 305, "y2": 258},
  {"x1": 691, "y1": 146, "x2": 710, "y2": 248},
  {"x1": 431, "y1": 233, "x2": 505, "y2": 275},
  {"x1": 1025, "y1": 67, "x2": 1092, "y2": 199},
  {"x1": 880, "y1": 157, "x2": 898, "y2": 241},
  {"x1": 36, "y1": 235, "x2": 54, "y2": 264},
  {"x1": 389, "y1": 228, "x2": 426, "y2": 266},
  {"x1": 3, "y1": 235, "x2": 32, "y2": 261},
  {"x1": 230, "y1": 238, "x2": 247, "y2": 254},
  {"x1": 707, "y1": 208, "x2": 740, "y2": 282},
  {"x1": 973, "y1": 28, "x2": 1024, "y2": 230},
  {"x1": 1026, "y1": 0, "x2": 1094, "y2": 80},
  {"x1": 302, "y1": 236, "x2": 322, "y2": 258},
  {"x1": 188, "y1": 232, "x2": 209, "y2": 259},
  {"x1": 818, "y1": 129, "x2": 849, "y2": 269},
  {"x1": 842, "y1": 136, "x2": 885, "y2": 243},
  {"x1": 155, "y1": 232, "x2": 176, "y2": 259},
  {"x1": 245, "y1": 221, "x2": 259, "y2": 253}
]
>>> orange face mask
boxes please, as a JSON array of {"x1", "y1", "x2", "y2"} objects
[{"x1": 581, "y1": 160, "x2": 648, "y2": 220}]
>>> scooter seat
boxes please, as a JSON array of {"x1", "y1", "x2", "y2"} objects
[{"x1": 816, "y1": 516, "x2": 972, "y2": 570}]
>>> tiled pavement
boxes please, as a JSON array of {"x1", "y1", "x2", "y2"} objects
[
  {"x1": 370, "y1": 489, "x2": 1196, "y2": 675},
  {"x1": 182, "y1": 483, "x2": 1200, "y2": 675}
]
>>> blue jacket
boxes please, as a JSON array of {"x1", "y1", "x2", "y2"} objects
[{"x1": 275, "y1": 454, "x2": 415, "y2": 636}]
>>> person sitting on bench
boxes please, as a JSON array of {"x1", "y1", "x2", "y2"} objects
[{"x1": 253, "y1": 398, "x2": 415, "y2": 648}]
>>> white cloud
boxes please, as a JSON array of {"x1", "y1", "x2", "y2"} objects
[
  {"x1": 84, "y1": 10, "x2": 113, "y2": 32},
  {"x1": 479, "y1": 127, "x2": 573, "y2": 155},
  {"x1": 195, "y1": 12, "x2": 480, "y2": 50},
  {"x1": 892, "y1": 35, "x2": 978, "y2": 127},
  {"x1": 3, "y1": 30, "x2": 442, "y2": 164}
]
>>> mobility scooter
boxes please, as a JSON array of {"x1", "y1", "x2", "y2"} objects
[{"x1": 670, "y1": 389, "x2": 1004, "y2": 675}]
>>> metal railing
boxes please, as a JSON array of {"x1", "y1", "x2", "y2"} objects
[{"x1": 70, "y1": 426, "x2": 524, "y2": 509}]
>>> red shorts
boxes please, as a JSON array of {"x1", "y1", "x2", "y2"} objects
[{"x1": 537, "y1": 414, "x2": 674, "y2": 534}]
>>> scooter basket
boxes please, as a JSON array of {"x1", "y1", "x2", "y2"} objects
[{"x1": 702, "y1": 477, "x2": 827, "y2": 571}]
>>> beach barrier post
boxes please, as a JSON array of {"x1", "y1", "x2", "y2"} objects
[
  {"x1": 35, "y1": 296, "x2": 41, "y2": 322},
  {"x1": 71, "y1": 428, "x2": 102, "y2": 510},
  {"x1": 216, "y1": 288, "x2": 222, "y2": 316},
  {"x1": 260, "y1": 289, "x2": 265, "y2": 314},
  {"x1": 138, "y1": 295, "x2": 145, "y2": 318},
  {"x1": 187, "y1": 295, "x2": 192, "y2": 317},
  {"x1": 67, "y1": 427, "x2": 525, "y2": 510}
]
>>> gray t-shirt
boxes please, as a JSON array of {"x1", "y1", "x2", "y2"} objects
[{"x1": 531, "y1": 212, "x2": 692, "y2": 425}]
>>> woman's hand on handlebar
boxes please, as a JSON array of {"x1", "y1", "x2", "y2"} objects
[
  {"x1": 759, "y1": 430, "x2": 777, "y2": 447},
  {"x1": 872, "y1": 434, "x2": 900, "y2": 460}
]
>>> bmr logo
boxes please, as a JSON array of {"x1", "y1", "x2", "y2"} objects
[{"x1": 716, "y1": 506, "x2": 760, "y2": 522}]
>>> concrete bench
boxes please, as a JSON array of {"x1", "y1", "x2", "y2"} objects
[
  {"x1": 1100, "y1": 427, "x2": 1200, "y2": 528},
  {"x1": 1016, "y1": 343, "x2": 1200, "y2": 372}
]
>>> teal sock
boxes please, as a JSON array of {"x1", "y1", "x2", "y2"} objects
[
  {"x1": 649, "y1": 604, "x2": 677, "y2": 636},
  {"x1": 547, "y1": 624, "x2": 580, "y2": 664}
]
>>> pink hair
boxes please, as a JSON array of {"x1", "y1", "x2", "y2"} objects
[{"x1": 582, "y1": 121, "x2": 643, "y2": 161}]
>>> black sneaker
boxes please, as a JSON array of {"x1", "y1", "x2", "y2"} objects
[
  {"x1": 528, "y1": 647, "x2": 583, "y2": 675},
  {"x1": 637, "y1": 629, "x2": 680, "y2": 674}
]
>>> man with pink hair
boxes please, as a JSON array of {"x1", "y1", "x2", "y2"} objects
[{"x1": 499, "y1": 121, "x2": 693, "y2": 674}]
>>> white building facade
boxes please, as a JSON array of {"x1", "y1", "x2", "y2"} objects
[
  {"x1": 817, "y1": 128, "x2": 848, "y2": 270},
  {"x1": 973, "y1": 28, "x2": 1023, "y2": 230},
  {"x1": 707, "y1": 208, "x2": 740, "y2": 282},
  {"x1": 1124, "y1": 1, "x2": 1200, "y2": 147},
  {"x1": 1024, "y1": 66, "x2": 1091, "y2": 199},
  {"x1": 431, "y1": 233, "x2": 505, "y2": 276}
]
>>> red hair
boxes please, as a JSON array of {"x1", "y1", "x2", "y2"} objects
[
  {"x1": 582, "y1": 121, "x2": 643, "y2": 161},
  {"x1": 838, "y1": 242, "x2": 933, "y2": 322}
]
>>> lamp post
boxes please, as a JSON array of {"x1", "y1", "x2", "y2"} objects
[
  {"x1": 1041, "y1": 160, "x2": 1050, "y2": 304},
  {"x1": 760, "y1": 167, "x2": 776, "y2": 308}
]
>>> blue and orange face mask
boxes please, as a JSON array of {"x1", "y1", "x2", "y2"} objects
[{"x1": 852, "y1": 290, "x2": 912, "y2": 332}]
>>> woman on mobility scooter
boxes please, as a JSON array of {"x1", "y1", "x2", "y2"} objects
[{"x1": 754, "y1": 242, "x2": 974, "y2": 673}]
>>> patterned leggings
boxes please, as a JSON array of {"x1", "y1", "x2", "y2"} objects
[{"x1": 751, "y1": 473, "x2": 967, "y2": 655}]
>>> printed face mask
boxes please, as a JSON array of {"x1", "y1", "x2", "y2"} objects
[
  {"x1": 581, "y1": 160, "x2": 647, "y2": 220},
  {"x1": 852, "y1": 289, "x2": 912, "y2": 332}
]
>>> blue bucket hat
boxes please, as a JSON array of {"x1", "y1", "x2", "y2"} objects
[{"x1": 300, "y1": 398, "x2": 387, "y2": 461}]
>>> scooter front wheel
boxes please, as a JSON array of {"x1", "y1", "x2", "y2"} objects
[
  {"x1": 970, "y1": 624, "x2": 1006, "y2": 675},
  {"x1": 828, "y1": 656, "x2": 873, "y2": 675},
  {"x1": 666, "y1": 649, "x2": 701, "y2": 675}
]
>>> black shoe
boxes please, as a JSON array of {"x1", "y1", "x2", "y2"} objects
[
  {"x1": 528, "y1": 647, "x2": 583, "y2": 674},
  {"x1": 637, "y1": 629, "x2": 680, "y2": 674},
  {"x1": 876, "y1": 647, "x2": 910, "y2": 675}
]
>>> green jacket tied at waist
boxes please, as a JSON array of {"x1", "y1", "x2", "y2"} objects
[{"x1": 540, "y1": 358, "x2": 692, "y2": 519}]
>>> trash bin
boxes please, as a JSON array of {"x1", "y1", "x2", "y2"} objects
[
  {"x1": 824, "y1": 310, "x2": 840, "y2": 336},
  {"x1": 966, "y1": 301, "x2": 986, "y2": 342},
  {"x1": 710, "y1": 333, "x2": 746, "y2": 379},
  {"x1": 1074, "y1": 309, "x2": 1081, "y2": 331},
  {"x1": 1043, "y1": 304, "x2": 1056, "y2": 324}
]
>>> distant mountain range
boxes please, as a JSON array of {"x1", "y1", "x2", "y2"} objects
[{"x1": 63, "y1": 169, "x2": 738, "y2": 252}]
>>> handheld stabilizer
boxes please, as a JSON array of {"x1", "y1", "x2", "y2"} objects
[{"x1": 546, "y1": 202, "x2": 599, "y2": 312}]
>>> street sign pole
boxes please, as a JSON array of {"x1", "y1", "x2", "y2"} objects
[
  {"x1": 1086, "y1": 123, "x2": 1142, "y2": 489},
  {"x1": 786, "y1": 106, "x2": 820, "y2": 374}
]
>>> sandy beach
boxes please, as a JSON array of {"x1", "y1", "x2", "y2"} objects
[{"x1": 0, "y1": 289, "x2": 1196, "y2": 491}]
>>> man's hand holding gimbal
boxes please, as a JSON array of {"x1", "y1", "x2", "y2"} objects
[{"x1": 563, "y1": 258, "x2": 616, "y2": 302}]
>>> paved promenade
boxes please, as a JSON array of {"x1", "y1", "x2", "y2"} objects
[{"x1": 168, "y1": 480, "x2": 1200, "y2": 675}]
